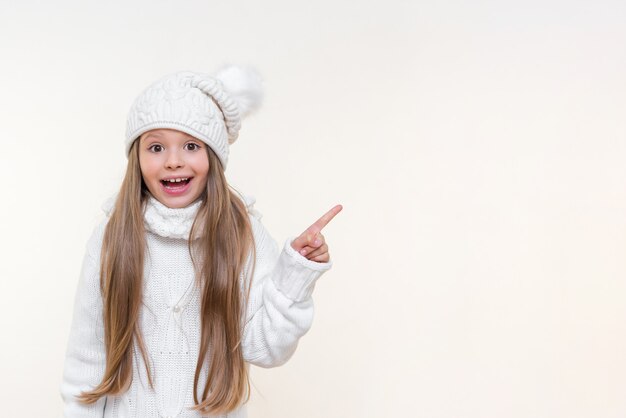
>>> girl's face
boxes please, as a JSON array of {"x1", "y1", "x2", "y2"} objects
[{"x1": 138, "y1": 129, "x2": 209, "y2": 209}]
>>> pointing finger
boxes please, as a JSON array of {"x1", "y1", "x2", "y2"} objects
[
  {"x1": 291, "y1": 205, "x2": 342, "y2": 250},
  {"x1": 305, "y1": 204, "x2": 343, "y2": 235}
]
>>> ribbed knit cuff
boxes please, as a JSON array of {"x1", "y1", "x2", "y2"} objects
[{"x1": 271, "y1": 236, "x2": 333, "y2": 302}]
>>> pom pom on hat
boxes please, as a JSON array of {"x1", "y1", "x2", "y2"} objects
[{"x1": 213, "y1": 64, "x2": 264, "y2": 119}]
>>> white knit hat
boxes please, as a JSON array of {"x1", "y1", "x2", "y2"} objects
[{"x1": 125, "y1": 64, "x2": 263, "y2": 169}]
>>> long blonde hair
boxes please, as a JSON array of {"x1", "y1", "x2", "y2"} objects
[{"x1": 77, "y1": 138, "x2": 257, "y2": 415}]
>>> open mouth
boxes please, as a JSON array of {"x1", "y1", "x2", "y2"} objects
[{"x1": 160, "y1": 177, "x2": 193, "y2": 192}]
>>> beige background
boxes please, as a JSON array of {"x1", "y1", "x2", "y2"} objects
[{"x1": 1, "y1": 0, "x2": 625, "y2": 416}]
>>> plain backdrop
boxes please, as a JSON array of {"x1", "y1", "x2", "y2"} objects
[{"x1": 1, "y1": 0, "x2": 625, "y2": 417}]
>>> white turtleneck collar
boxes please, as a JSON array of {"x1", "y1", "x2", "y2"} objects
[
  {"x1": 101, "y1": 191, "x2": 261, "y2": 241},
  {"x1": 143, "y1": 195, "x2": 203, "y2": 240}
]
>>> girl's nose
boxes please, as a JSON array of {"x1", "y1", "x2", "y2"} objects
[{"x1": 165, "y1": 151, "x2": 184, "y2": 169}]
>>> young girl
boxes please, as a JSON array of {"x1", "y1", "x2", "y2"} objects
[{"x1": 60, "y1": 65, "x2": 342, "y2": 418}]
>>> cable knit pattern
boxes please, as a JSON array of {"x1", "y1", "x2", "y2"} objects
[
  {"x1": 61, "y1": 194, "x2": 332, "y2": 418},
  {"x1": 124, "y1": 69, "x2": 253, "y2": 169},
  {"x1": 142, "y1": 196, "x2": 203, "y2": 240},
  {"x1": 100, "y1": 193, "x2": 263, "y2": 241}
]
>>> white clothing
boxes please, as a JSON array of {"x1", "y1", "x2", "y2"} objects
[{"x1": 60, "y1": 194, "x2": 332, "y2": 417}]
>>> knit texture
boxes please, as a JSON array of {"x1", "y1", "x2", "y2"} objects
[
  {"x1": 60, "y1": 194, "x2": 332, "y2": 418},
  {"x1": 124, "y1": 66, "x2": 263, "y2": 170}
]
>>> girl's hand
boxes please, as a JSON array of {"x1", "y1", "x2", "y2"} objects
[{"x1": 290, "y1": 204, "x2": 343, "y2": 263}]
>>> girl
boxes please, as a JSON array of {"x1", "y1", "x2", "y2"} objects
[{"x1": 60, "y1": 65, "x2": 342, "y2": 418}]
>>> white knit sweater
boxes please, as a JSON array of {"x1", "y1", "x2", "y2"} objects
[{"x1": 60, "y1": 194, "x2": 332, "y2": 418}]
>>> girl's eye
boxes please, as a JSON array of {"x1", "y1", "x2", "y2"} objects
[
  {"x1": 185, "y1": 143, "x2": 200, "y2": 151},
  {"x1": 149, "y1": 144, "x2": 163, "y2": 152}
]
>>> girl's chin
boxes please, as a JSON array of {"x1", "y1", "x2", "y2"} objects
[
  {"x1": 144, "y1": 182, "x2": 203, "y2": 208},
  {"x1": 153, "y1": 191, "x2": 202, "y2": 209}
]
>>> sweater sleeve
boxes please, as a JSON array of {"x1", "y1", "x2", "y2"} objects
[
  {"x1": 241, "y1": 212, "x2": 333, "y2": 368},
  {"x1": 60, "y1": 225, "x2": 108, "y2": 417}
]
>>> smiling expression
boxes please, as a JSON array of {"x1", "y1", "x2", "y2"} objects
[{"x1": 138, "y1": 129, "x2": 209, "y2": 209}]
